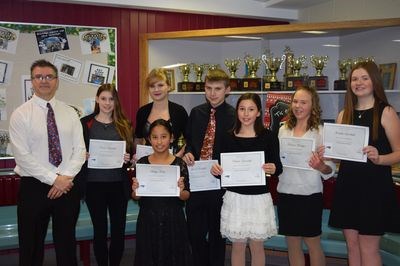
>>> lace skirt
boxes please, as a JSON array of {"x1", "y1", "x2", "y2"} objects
[{"x1": 220, "y1": 191, "x2": 277, "y2": 242}]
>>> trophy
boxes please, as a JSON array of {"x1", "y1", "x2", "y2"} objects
[
  {"x1": 285, "y1": 55, "x2": 307, "y2": 91},
  {"x1": 191, "y1": 63, "x2": 207, "y2": 91},
  {"x1": 351, "y1": 56, "x2": 374, "y2": 67},
  {"x1": 283, "y1": 46, "x2": 294, "y2": 78},
  {"x1": 180, "y1": 64, "x2": 191, "y2": 82},
  {"x1": 224, "y1": 58, "x2": 242, "y2": 91},
  {"x1": 208, "y1": 64, "x2": 221, "y2": 71},
  {"x1": 309, "y1": 55, "x2": 329, "y2": 90},
  {"x1": 261, "y1": 53, "x2": 286, "y2": 91},
  {"x1": 292, "y1": 56, "x2": 307, "y2": 77},
  {"x1": 243, "y1": 54, "x2": 262, "y2": 91},
  {"x1": 177, "y1": 64, "x2": 195, "y2": 92},
  {"x1": 334, "y1": 59, "x2": 351, "y2": 90},
  {"x1": 261, "y1": 49, "x2": 273, "y2": 82}
]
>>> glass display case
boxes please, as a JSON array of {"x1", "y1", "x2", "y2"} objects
[{"x1": 139, "y1": 18, "x2": 400, "y2": 121}]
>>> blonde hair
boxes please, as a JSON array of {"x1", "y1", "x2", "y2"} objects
[
  {"x1": 205, "y1": 68, "x2": 230, "y2": 87},
  {"x1": 145, "y1": 68, "x2": 170, "y2": 88}
]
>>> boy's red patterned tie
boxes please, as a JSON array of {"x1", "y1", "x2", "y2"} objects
[{"x1": 200, "y1": 108, "x2": 216, "y2": 160}]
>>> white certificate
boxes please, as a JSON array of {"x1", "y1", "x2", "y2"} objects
[
  {"x1": 220, "y1": 151, "x2": 265, "y2": 187},
  {"x1": 323, "y1": 123, "x2": 369, "y2": 162},
  {"x1": 136, "y1": 144, "x2": 172, "y2": 160},
  {"x1": 88, "y1": 139, "x2": 126, "y2": 169},
  {"x1": 280, "y1": 137, "x2": 315, "y2": 170},
  {"x1": 188, "y1": 160, "x2": 221, "y2": 192},
  {"x1": 135, "y1": 164, "x2": 180, "y2": 197}
]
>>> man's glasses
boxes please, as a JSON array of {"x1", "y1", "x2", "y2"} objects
[{"x1": 31, "y1": 74, "x2": 57, "y2": 81}]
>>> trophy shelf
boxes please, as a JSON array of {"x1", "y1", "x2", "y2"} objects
[
  {"x1": 169, "y1": 90, "x2": 400, "y2": 96},
  {"x1": 139, "y1": 18, "x2": 400, "y2": 118}
]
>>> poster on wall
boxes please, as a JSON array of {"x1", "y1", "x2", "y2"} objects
[
  {"x1": 263, "y1": 92, "x2": 293, "y2": 135},
  {"x1": 82, "y1": 61, "x2": 115, "y2": 86},
  {"x1": 21, "y1": 75, "x2": 33, "y2": 103},
  {"x1": 0, "y1": 89, "x2": 7, "y2": 121},
  {"x1": 0, "y1": 26, "x2": 19, "y2": 54},
  {"x1": 53, "y1": 54, "x2": 83, "y2": 83},
  {"x1": 0, "y1": 60, "x2": 13, "y2": 85},
  {"x1": 79, "y1": 29, "x2": 111, "y2": 54},
  {"x1": 0, "y1": 62, "x2": 7, "y2": 84},
  {"x1": 35, "y1": 27, "x2": 70, "y2": 54}
]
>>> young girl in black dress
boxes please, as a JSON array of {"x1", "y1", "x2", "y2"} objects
[
  {"x1": 211, "y1": 93, "x2": 282, "y2": 266},
  {"x1": 132, "y1": 119, "x2": 192, "y2": 266}
]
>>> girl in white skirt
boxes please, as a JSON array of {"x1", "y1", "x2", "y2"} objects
[{"x1": 211, "y1": 93, "x2": 282, "y2": 266}]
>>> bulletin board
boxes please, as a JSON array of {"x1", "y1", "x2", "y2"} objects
[{"x1": 0, "y1": 21, "x2": 117, "y2": 131}]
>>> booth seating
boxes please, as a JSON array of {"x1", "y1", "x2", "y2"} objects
[
  {"x1": 262, "y1": 208, "x2": 400, "y2": 266},
  {"x1": 0, "y1": 200, "x2": 139, "y2": 266},
  {"x1": 0, "y1": 173, "x2": 400, "y2": 265},
  {"x1": 264, "y1": 176, "x2": 400, "y2": 266},
  {"x1": 0, "y1": 170, "x2": 19, "y2": 206}
]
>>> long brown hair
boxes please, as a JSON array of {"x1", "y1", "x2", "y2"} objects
[
  {"x1": 286, "y1": 86, "x2": 322, "y2": 131},
  {"x1": 341, "y1": 61, "x2": 389, "y2": 141},
  {"x1": 94, "y1": 83, "x2": 134, "y2": 151}
]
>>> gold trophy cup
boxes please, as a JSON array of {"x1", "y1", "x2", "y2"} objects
[
  {"x1": 191, "y1": 63, "x2": 207, "y2": 91},
  {"x1": 243, "y1": 55, "x2": 262, "y2": 91},
  {"x1": 224, "y1": 58, "x2": 241, "y2": 79},
  {"x1": 286, "y1": 55, "x2": 307, "y2": 91},
  {"x1": 292, "y1": 56, "x2": 307, "y2": 77},
  {"x1": 179, "y1": 64, "x2": 191, "y2": 82},
  {"x1": 309, "y1": 55, "x2": 329, "y2": 90},
  {"x1": 310, "y1": 55, "x2": 329, "y2": 77},
  {"x1": 177, "y1": 64, "x2": 195, "y2": 92},
  {"x1": 261, "y1": 54, "x2": 286, "y2": 90},
  {"x1": 224, "y1": 58, "x2": 242, "y2": 91},
  {"x1": 334, "y1": 59, "x2": 351, "y2": 90},
  {"x1": 338, "y1": 59, "x2": 352, "y2": 80}
]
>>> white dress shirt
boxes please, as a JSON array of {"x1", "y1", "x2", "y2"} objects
[
  {"x1": 9, "y1": 95, "x2": 86, "y2": 185},
  {"x1": 278, "y1": 124, "x2": 336, "y2": 195}
]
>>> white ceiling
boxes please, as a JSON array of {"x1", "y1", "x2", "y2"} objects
[
  {"x1": 31, "y1": 0, "x2": 332, "y2": 21},
  {"x1": 256, "y1": 0, "x2": 330, "y2": 9}
]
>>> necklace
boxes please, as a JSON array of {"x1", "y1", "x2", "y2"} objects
[{"x1": 357, "y1": 110, "x2": 367, "y2": 119}]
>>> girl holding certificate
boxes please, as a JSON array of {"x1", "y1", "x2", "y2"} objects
[
  {"x1": 277, "y1": 86, "x2": 335, "y2": 266},
  {"x1": 329, "y1": 61, "x2": 400, "y2": 265},
  {"x1": 131, "y1": 119, "x2": 192, "y2": 265},
  {"x1": 77, "y1": 83, "x2": 134, "y2": 266},
  {"x1": 134, "y1": 68, "x2": 188, "y2": 157},
  {"x1": 211, "y1": 93, "x2": 282, "y2": 266}
]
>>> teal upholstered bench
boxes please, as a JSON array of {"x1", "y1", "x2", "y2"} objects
[
  {"x1": 0, "y1": 200, "x2": 139, "y2": 266},
  {"x1": 264, "y1": 209, "x2": 400, "y2": 266},
  {"x1": 2, "y1": 202, "x2": 399, "y2": 265}
]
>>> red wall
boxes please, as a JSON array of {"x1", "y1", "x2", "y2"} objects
[{"x1": 1, "y1": 0, "x2": 286, "y2": 124}]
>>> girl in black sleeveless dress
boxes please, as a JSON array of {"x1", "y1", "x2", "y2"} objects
[{"x1": 329, "y1": 61, "x2": 400, "y2": 265}]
